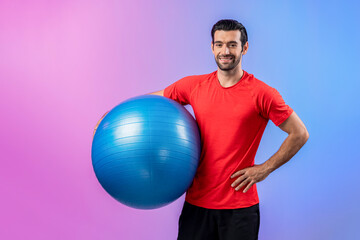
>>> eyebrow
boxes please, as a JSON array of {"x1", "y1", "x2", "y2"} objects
[{"x1": 214, "y1": 41, "x2": 238, "y2": 44}]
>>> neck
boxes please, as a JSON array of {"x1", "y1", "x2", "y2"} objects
[{"x1": 217, "y1": 66, "x2": 244, "y2": 88}]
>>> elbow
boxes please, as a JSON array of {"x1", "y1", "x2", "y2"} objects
[
  {"x1": 299, "y1": 127, "x2": 309, "y2": 145},
  {"x1": 291, "y1": 127, "x2": 309, "y2": 146}
]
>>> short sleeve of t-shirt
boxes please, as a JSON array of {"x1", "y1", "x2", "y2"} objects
[
  {"x1": 163, "y1": 76, "x2": 195, "y2": 105},
  {"x1": 257, "y1": 86, "x2": 293, "y2": 126}
]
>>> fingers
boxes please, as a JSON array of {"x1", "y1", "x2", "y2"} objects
[
  {"x1": 93, "y1": 111, "x2": 109, "y2": 138},
  {"x1": 231, "y1": 168, "x2": 256, "y2": 193},
  {"x1": 232, "y1": 177, "x2": 255, "y2": 193},
  {"x1": 93, "y1": 121, "x2": 101, "y2": 138},
  {"x1": 231, "y1": 174, "x2": 247, "y2": 188},
  {"x1": 230, "y1": 169, "x2": 245, "y2": 179},
  {"x1": 243, "y1": 181, "x2": 256, "y2": 193},
  {"x1": 230, "y1": 165, "x2": 266, "y2": 193},
  {"x1": 234, "y1": 177, "x2": 250, "y2": 192}
]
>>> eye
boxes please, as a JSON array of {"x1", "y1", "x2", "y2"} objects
[
  {"x1": 229, "y1": 44, "x2": 237, "y2": 47},
  {"x1": 215, "y1": 43, "x2": 222, "y2": 47}
]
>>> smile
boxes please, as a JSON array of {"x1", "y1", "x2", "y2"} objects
[{"x1": 219, "y1": 56, "x2": 233, "y2": 63}]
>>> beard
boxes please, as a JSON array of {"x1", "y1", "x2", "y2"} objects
[{"x1": 215, "y1": 54, "x2": 242, "y2": 71}]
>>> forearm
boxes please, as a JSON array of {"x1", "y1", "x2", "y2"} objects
[
  {"x1": 261, "y1": 132, "x2": 309, "y2": 174},
  {"x1": 231, "y1": 112, "x2": 309, "y2": 193}
]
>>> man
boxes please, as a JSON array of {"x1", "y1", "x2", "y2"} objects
[{"x1": 94, "y1": 19, "x2": 309, "y2": 240}]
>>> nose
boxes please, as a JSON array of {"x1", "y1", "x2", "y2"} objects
[
  {"x1": 221, "y1": 46, "x2": 230, "y2": 55},
  {"x1": 225, "y1": 46, "x2": 230, "y2": 54}
]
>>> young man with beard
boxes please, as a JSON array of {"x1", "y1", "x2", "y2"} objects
[
  {"x1": 151, "y1": 19, "x2": 308, "y2": 240},
  {"x1": 94, "y1": 19, "x2": 309, "y2": 240}
]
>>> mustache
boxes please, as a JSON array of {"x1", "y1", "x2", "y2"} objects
[{"x1": 218, "y1": 55, "x2": 235, "y2": 58}]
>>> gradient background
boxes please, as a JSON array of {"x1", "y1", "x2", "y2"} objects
[{"x1": 1, "y1": 0, "x2": 359, "y2": 239}]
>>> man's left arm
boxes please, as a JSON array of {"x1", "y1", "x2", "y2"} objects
[{"x1": 231, "y1": 111, "x2": 309, "y2": 193}]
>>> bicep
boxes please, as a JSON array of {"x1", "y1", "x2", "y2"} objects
[
  {"x1": 278, "y1": 111, "x2": 308, "y2": 136},
  {"x1": 148, "y1": 90, "x2": 164, "y2": 96}
]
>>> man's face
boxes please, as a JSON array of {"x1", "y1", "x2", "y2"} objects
[{"x1": 211, "y1": 30, "x2": 247, "y2": 71}]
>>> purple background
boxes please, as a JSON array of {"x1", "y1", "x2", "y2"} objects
[{"x1": 1, "y1": 0, "x2": 359, "y2": 239}]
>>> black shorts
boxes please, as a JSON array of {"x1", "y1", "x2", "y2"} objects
[{"x1": 177, "y1": 201, "x2": 260, "y2": 240}]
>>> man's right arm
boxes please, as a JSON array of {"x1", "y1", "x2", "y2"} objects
[
  {"x1": 93, "y1": 110, "x2": 109, "y2": 138},
  {"x1": 93, "y1": 90, "x2": 165, "y2": 138},
  {"x1": 148, "y1": 90, "x2": 164, "y2": 96}
]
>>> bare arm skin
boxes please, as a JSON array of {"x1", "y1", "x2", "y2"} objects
[
  {"x1": 92, "y1": 111, "x2": 109, "y2": 138},
  {"x1": 148, "y1": 90, "x2": 164, "y2": 96},
  {"x1": 230, "y1": 111, "x2": 309, "y2": 193},
  {"x1": 92, "y1": 90, "x2": 165, "y2": 138}
]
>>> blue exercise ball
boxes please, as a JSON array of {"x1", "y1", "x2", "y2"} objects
[{"x1": 91, "y1": 95, "x2": 201, "y2": 209}]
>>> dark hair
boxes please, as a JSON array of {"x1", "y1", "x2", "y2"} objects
[{"x1": 211, "y1": 19, "x2": 248, "y2": 48}]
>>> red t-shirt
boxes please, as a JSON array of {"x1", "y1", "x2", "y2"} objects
[{"x1": 164, "y1": 70, "x2": 293, "y2": 209}]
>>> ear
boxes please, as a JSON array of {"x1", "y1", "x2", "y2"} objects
[
  {"x1": 242, "y1": 42, "x2": 249, "y2": 55},
  {"x1": 211, "y1": 42, "x2": 215, "y2": 54}
]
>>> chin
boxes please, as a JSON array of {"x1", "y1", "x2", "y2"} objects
[
  {"x1": 218, "y1": 60, "x2": 241, "y2": 71},
  {"x1": 217, "y1": 63, "x2": 236, "y2": 71},
  {"x1": 220, "y1": 67, "x2": 235, "y2": 71}
]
